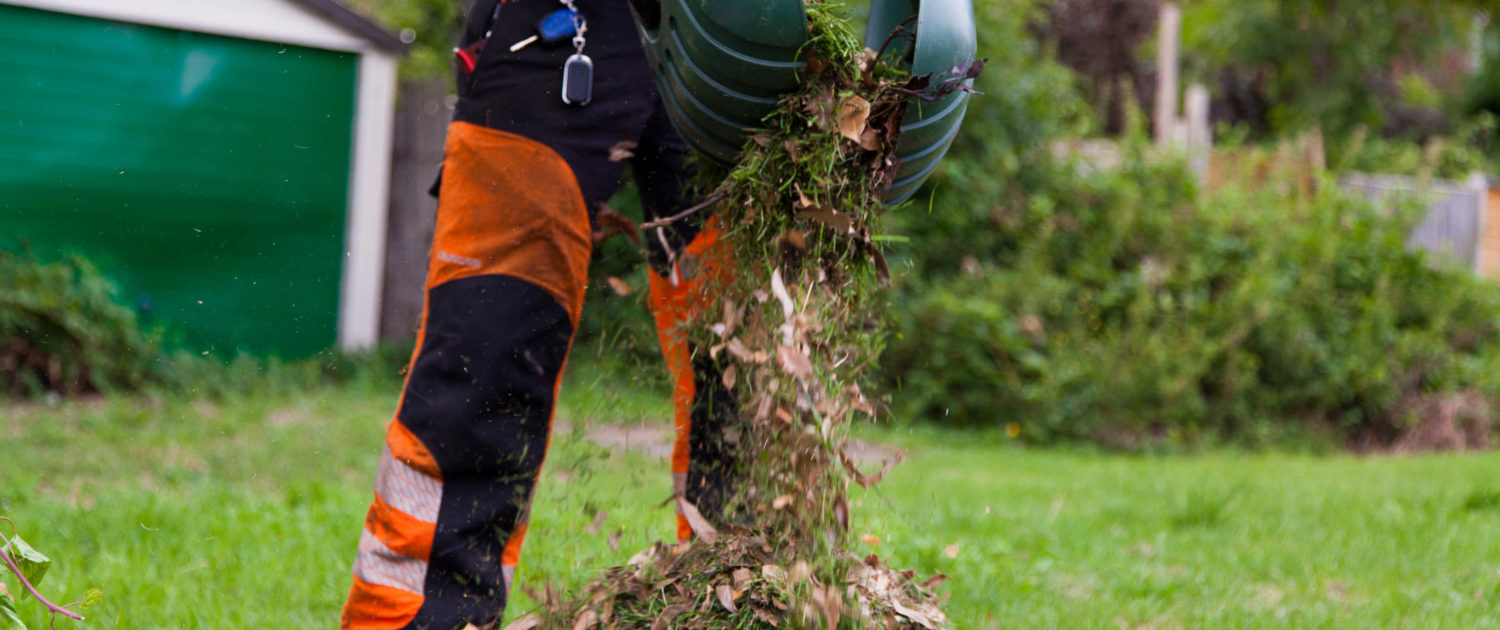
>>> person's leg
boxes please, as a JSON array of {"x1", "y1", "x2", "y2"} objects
[
  {"x1": 341, "y1": 121, "x2": 592, "y2": 630},
  {"x1": 633, "y1": 105, "x2": 744, "y2": 541},
  {"x1": 646, "y1": 224, "x2": 741, "y2": 540}
]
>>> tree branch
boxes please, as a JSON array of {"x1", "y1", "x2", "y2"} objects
[{"x1": 638, "y1": 192, "x2": 727, "y2": 231}]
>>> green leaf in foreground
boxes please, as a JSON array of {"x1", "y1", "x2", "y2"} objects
[
  {"x1": 2, "y1": 536, "x2": 50, "y2": 591},
  {"x1": 0, "y1": 586, "x2": 26, "y2": 630},
  {"x1": 81, "y1": 588, "x2": 102, "y2": 610}
]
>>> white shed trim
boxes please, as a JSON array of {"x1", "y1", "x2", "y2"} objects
[
  {"x1": 338, "y1": 51, "x2": 397, "y2": 352},
  {"x1": 1, "y1": 0, "x2": 381, "y2": 54}
]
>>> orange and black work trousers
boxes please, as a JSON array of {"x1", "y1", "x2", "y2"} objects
[{"x1": 340, "y1": 2, "x2": 739, "y2": 629}]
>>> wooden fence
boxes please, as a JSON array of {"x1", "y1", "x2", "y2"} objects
[{"x1": 1341, "y1": 173, "x2": 1496, "y2": 276}]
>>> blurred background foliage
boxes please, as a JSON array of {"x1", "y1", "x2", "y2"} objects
[{"x1": 7, "y1": 0, "x2": 1500, "y2": 450}]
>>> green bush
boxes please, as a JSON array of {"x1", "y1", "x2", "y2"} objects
[
  {"x1": 882, "y1": 140, "x2": 1500, "y2": 446},
  {"x1": 0, "y1": 248, "x2": 172, "y2": 397}
]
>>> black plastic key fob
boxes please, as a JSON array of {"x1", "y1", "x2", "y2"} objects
[{"x1": 562, "y1": 53, "x2": 593, "y2": 106}]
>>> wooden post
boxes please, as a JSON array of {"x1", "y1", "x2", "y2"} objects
[
  {"x1": 1470, "y1": 172, "x2": 1490, "y2": 274},
  {"x1": 380, "y1": 77, "x2": 450, "y2": 342},
  {"x1": 1154, "y1": 2, "x2": 1181, "y2": 148},
  {"x1": 1185, "y1": 83, "x2": 1210, "y2": 182}
]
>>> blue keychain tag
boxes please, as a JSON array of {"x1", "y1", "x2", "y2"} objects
[{"x1": 510, "y1": 8, "x2": 579, "y2": 52}]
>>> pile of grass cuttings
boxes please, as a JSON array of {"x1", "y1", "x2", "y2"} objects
[{"x1": 517, "y1": 4, "x2": 980, "y2": 628}]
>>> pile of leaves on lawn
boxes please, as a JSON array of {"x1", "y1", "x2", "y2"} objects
[{"x1": 515, "y1": 3, "x2": 978, "y2": 628}]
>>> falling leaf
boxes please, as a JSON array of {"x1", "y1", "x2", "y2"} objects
[
  {"x1": 762, "y1": 564, "x2": 788, "y2": 586},
  {"x1": 1006, "y1": 422, "x2": 1021, "y2": 438},
  {"x1": 833, "y1": 497, "x2": 849, "y2": 532},
  {"x1": 836, "y1": 94, "x2": 871, "y2": 145},
  {"x1": 778, "y1": 229, "x2": 807, "y2": 252},
  {"x1": 793, "y1": 183, "x2": 814, "y2": 209},
  {"x1": 778, "y1": 345, "x2": 814, "y2": 378},
  {"x1": 860, "y1": 533, "x2": 881, "y2": 546},
  {"x1": 722, "y1": 364, "x2": 737, "y2": 389},
  {"x1": 838, "y1": 449, "x2": 904, "y2": 488},
  {"x1": 810, "y1": 584, "x2": 843, "y2": 629},
  {"x1": 789, "y1": 561, "x2": 812, "y2": 584},
  {"x1": 607, "y1": 529, "x2": 621, "y2": 551},
  {"x1": 770, "y1": 268, "x2": 795, "y2": 317},
  {"x1": 608, "y1": 140, "x2": 637, "y2": 162},
  {"x1": 605, "y1": 277, "x2": 632, "y2": 296},
  {"x1": 920, "y1": 574, "x2": 949, "y2": 591},
  {"x1": 945, "y1": 544, "x2": 960, "y2": 559},
  {"x1": 772, "y1": 494, "x2": 794, "y2": 510},
  {"x1": 715, "y1": 583, "x2": 739, "y2": 613},
  {"x1": 799, "y1": 205, "x2": 854, "y2": 234},
  {"x1": 725, "y1": 338, "x2": 755, "y2": 363},
  {"x1": 675, "y1": 497, "x2": 718, "y2": 544}
]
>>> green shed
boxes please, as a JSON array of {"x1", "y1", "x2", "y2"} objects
[{"x1": 0, "y1": 0, "x2": 403, "y2": 356}]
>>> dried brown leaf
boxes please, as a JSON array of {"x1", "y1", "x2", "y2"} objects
[
  {"x1": 891, "y1": 600, "x2": 938, "y2": 629},
  {"x1": 584, "y1": 510, "x2": 608, "y2": 535},
  {"x1": 920, "y1": 574, "x2": 950, "y2": 591},
  {"x1": 675, "y1": 497, "x2": 719, "y2": 544},
  {"x1": 715, "y1": 583, "x2": 739, "y2": 613},
  {"x1": 753, "y1": 607, "x2": 781, "y2": 627},
  {"x1": 944, "y1": 544, "x2": 960, "y2": 559},
  {"x1": 500, "y1": 615, "x2": 539, "y2": 630},
  {"x1": 836, "y1": 94, "x2": 871, "y2": 145},
  {"x1": 772, "y1": 494, "x2": 794, "y2": 510},
  {"x1": 572, "y1": 609, "x2": 599, "y2": 630},
  {"x1": 839, "y1": 447, "x2": 904, "y2": 488},
  {"x1": 799, "y1": 205, "x2": 854, "y2": 234},
  {"x1": 722, "y1": 364, "x2": 737, "y2": 389},
  {"x1": 607, "y1": 529, "x2": 621, "y2": 551},
  {"x1": 778, "y1": 229, "x2": 807, "y2": 252},
  {"x1": 605, "y1": 277, "x2": 632, "y2": 296},
  {"x1": 860, "y1": 533, "x2": 881, "y2": 546},
  {"x1": 810, "y1": 584, "x2": 843, "y2": 630},
  {"x1": 725, "y1": 338, "x2": 754, "y2": 363},
  {"x1": 649, "y1": 604, "x2": 689, "y2": 630},
  {"x1": 608, "y1": 140, "x2": 637, "y2": 162},
  {"x1": 777, "y1": 345, "x2": 814, "y2": 378},
  {"x1": 770, "y1": 269, "x2": 795, "y2": 317},
  {"x1": 733, "y1": 568, "x2": 753, "y2": 591}
]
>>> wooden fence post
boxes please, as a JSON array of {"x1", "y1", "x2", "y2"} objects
[
  {"x1": 1185, "y1": 83, "x2": 1211, "y2": 183},
  {"x1": 380, "y1": 77, "x2": 450, "y2": 342},
  {"x1": 1154, "y1": 2, "x2": 1181, "y2": 148},
  {"x1": 1470, "y1": 171, "x2": 1491, "y2": 274}
]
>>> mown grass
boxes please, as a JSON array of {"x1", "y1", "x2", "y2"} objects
[{"x1": 2, "y1": 356, "x2": 1499, "y2": 628}]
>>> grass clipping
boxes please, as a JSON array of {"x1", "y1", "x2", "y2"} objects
[{"x1": 523, "y1": 6, "x2": 975, "y2": 629}]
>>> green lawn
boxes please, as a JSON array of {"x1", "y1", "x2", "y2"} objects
[{"x1": 2, "y1": 358, "x2": 1499, "y2": 628}]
